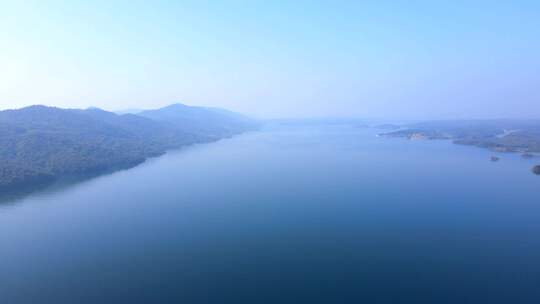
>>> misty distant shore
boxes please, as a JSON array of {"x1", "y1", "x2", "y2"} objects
[{"x1": 376, "y1": 119, "x2": 540, "y2": 174}]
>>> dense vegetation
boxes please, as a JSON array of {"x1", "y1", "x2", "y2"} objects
[{"x1": 0, "y1": 104, "x2": 258, "y2": 190}]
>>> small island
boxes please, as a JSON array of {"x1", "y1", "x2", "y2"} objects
[
  {"x1": 491, "y1": 156, "x2": 500, "y2": 162},
  {"x1": 522, "y1": 153, "x2": 536, "y2": 159},
  {"x1": 532, "y1": 165, "x2": 540, "y2": 175}
]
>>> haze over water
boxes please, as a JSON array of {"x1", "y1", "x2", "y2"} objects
[{"x1": 1, "y1": 123, "x2": 539, "y2": 303}]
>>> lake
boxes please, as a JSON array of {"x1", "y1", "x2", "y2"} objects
[{"x1": 1, "y1": 123, "x2": 539, "y2": 303}]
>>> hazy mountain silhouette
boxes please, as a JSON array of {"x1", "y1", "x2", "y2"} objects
[{"x1": 138, "y1": 103, "x2": 258, "y2": 138}]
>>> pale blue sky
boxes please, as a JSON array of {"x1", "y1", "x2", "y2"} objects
[{"x1": 1, "y1": 0, "x2": 539, "y2": 119}]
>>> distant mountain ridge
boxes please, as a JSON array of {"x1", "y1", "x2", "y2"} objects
[
  {"x1": 138, "y1": 103, "x2": 257, "y2": 137},
  {"x1": 0, "y1": 103, "x2": 259, "y2": 191}
]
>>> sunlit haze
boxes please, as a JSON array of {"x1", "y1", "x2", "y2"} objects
[{"x1": 1, "y1": 1, "x2": 539, "y2": 119}]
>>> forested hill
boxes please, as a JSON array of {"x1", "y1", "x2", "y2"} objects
[{"x1": 0, "y1": 104, "x2": 259, "y2": 190}]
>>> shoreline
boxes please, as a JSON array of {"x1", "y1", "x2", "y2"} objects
[{"x1": 0, "y1": 131, "x2": 254, "y2": 204}]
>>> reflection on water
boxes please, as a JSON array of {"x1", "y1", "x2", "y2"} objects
[
  {"x1": 0, "y1": 164, "x2": 141, "y2": 206},
  {"x1": 0, "y1": 140, "x2": 218, "y2": 206}
]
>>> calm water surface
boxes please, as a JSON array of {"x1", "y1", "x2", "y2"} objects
[{"x1": 1, "y1": 124, "x2": 539, "y2": 303}]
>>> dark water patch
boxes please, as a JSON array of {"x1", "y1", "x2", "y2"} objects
[{"x1": 0, "y1": 161, "x2": 145, "y2": 206}]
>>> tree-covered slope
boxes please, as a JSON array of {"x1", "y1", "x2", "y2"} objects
[{"x1": 0, "y1": 104, "x2": 257, "y2": 190}]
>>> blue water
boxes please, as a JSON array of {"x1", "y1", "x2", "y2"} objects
[{"x1": 1, "y1": 123, "x2": 539, "y2": 303}]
